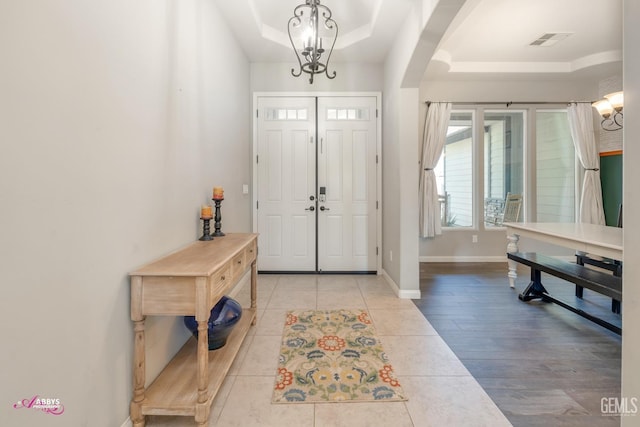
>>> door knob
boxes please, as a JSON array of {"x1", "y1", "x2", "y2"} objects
[
  {"x1": 305, "y1": 206, "x2": 315, "y2": 211},
  {"x1": 309, "y1": 195, "x2": 315, "y2": 201},
  {"x1": 320, "y1": 206, "x2": 330, "y2": 211}
]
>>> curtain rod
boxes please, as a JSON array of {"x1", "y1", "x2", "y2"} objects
[{"x1": 425, "y1": 101, "x2": 594, "y2": 106}]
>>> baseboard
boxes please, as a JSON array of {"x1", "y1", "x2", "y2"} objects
[
  {"x1": 120, "y1": 417, "x2": 132, "y2": 427},
  {"x1": 419, "y1": 256, "x2": 507, "y2": 263},
  {"x1": 419, "y1": 253, "x2": 581, "y2": 263},
  {"x1": 381, "y1": 269, "x2": 400, "y2": 296},
  {"x1": 381, "y1": 269, "x2": 421, "y2": 299},
  {"x1": 398, "y1": 289, "x2": 421, "y2": 299}
]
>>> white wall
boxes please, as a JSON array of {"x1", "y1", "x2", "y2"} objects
[
  {"x1": 421, "y1": 78, "x2": 601, "y2": 103},
  {"x1": 419, "y1": 77, "x2": 609, "y2": 260},
  {"x1": 382, "y1": 0, "x2": 466, "y2": 295},
  {"x1": 398, "y1": 87, "x2": 421, "y2": 297},
  {"x1": 381, "y1": 6, "x2": 423, "y2": 296},
  {"x1": 598, "y1": 74, "x2": 624, "y2": 153},
  {"x1": 0, "y1": 1, "x2": 250, "y2": 426},
  {"x1": 250, "y1": 62, "x2": 383, "y2": 93},
  {"x1": 622, "y1": 1, "x2": 640, "y2": 424},
  {"x1": 381, "y1": 84, "x2": 402, "y2": 283}
]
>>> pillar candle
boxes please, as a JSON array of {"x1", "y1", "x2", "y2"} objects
[
  {"x1": 213, "y1": 186, "x2": 224, "y2": 200},
  {"x1": 201, "y1": 205, "x2": 213, "y2": 219}
]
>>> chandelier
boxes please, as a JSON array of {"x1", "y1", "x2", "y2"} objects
[
  {"x1": 592, "y1": 91, "x2": 623, "y2": 131},
  {"x1": 288, "y1": 0, "x2": 338, "y2": 84}
]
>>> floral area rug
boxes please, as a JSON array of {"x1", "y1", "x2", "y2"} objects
[{"x1": 272, "y1": 309, "x2": 406, "y2": 404}]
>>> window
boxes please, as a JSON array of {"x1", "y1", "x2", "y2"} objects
[
  {"x1": 434, "y1": 106, "x2": 575, "y2": 228},
  {"x1": 435, "y1": 112, "x2": 473, "y2": 227},
  {"x1": 536, "y1": 111, "x2": 575, "y2": 222},
  {"x1": 484, "y1": 111, "x2": 525, "y2": 227},
  {"x1": 326, "y1": 108, "x2": 370, "y2": 120},
  {"x1": 265, "y1": 108, "x2": 308, "y2": 120}
]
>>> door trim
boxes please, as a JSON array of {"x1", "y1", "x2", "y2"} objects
[{"x1": 252, "y1": 92, "x2": 382, "y2": 274}]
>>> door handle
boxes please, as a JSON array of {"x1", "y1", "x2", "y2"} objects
[
  {"x1": 320, "y1": 206, "x2": 330, "y2": 211},
  {"x1": 305, "y1": 206, "x2": 315, "y2": 211}
]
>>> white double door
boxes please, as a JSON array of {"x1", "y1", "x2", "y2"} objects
[{"x1": 256, "y1": 96, "x2": 378, "y2": 272}]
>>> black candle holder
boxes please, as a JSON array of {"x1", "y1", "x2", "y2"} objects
[
  {"x1": 212, "y1": 198, "x2": 225, "y2": 237},
  {"x1": 199, "y1": 217, "x2": 214, "y2": 241}
]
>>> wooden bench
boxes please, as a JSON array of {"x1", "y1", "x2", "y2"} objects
[
  {"x1": 575, "y1": 253, "x2": 622, "y2": 314},
  {"x1": 507, "y1": 252, "x2": 622, "y2": 335}
]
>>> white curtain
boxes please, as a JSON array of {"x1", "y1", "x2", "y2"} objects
[
  {"x1": 419, "y1": 102, "x2": 451, "y2": 238},
  {"x1": 567, "y1": 103, "x2": 606, "y2": 225}
]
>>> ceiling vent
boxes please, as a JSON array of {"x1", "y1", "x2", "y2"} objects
[{"x1": 529, "y1": 33, "x2": 572, "y2": 47}]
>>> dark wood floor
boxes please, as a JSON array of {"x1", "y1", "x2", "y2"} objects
[{"x1": 413, "y1": 262, "x2": 622, "y2": 427}]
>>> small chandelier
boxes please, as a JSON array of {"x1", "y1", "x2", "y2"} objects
[
  {"x1": 593, "y1": 91, "x2": 623, "y2": 131},
  {"x1": 288, "y1": 0, "x2": 338, "y2": 84}
]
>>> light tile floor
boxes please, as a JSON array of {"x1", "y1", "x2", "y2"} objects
[{"x1": 146, "y1": 274, "x2": 511, "y2": 427}]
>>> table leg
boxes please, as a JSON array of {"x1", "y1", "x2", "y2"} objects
[
  {"x1": 194, "y1": 387, "x2": 210, "y2": 426},
  {"x1": 507, "y1": 233, "x2": 520, "y2": 288},
  {"x1": 196, "y1": 319, "x2": 209, "y2": 403},
  {"x1": 196, "y1": 277, "x2": 209, "y2": 406},
  {"x1": 131, "y1": 275, "x2": 146, "y2": 427},
  {"x1": 194, "y1": 277, "x2": 209, "y2": 426},
  {"x1": 131, "y1": 318, "x2": 146, "y2": 427}
]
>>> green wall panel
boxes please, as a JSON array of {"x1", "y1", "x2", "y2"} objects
[{"x1": 600, "y1": 153, "x2": 623, "y2": 226}]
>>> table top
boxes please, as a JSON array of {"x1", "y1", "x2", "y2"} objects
[
  {"x1": 504, "y1": 222, "x2": 622, "y2": 260},
  {"x1": 130, "y1": 233, "x2": 257, "y2": 277}
]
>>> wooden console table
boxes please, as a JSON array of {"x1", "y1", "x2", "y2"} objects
[{"x1": 129, "y1": 233, "x2": 258, "y2": 426}]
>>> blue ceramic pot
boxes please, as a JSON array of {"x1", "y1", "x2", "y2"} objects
[{"x1": 183, "y1": 296, "x2": 243, "y2": 350}]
